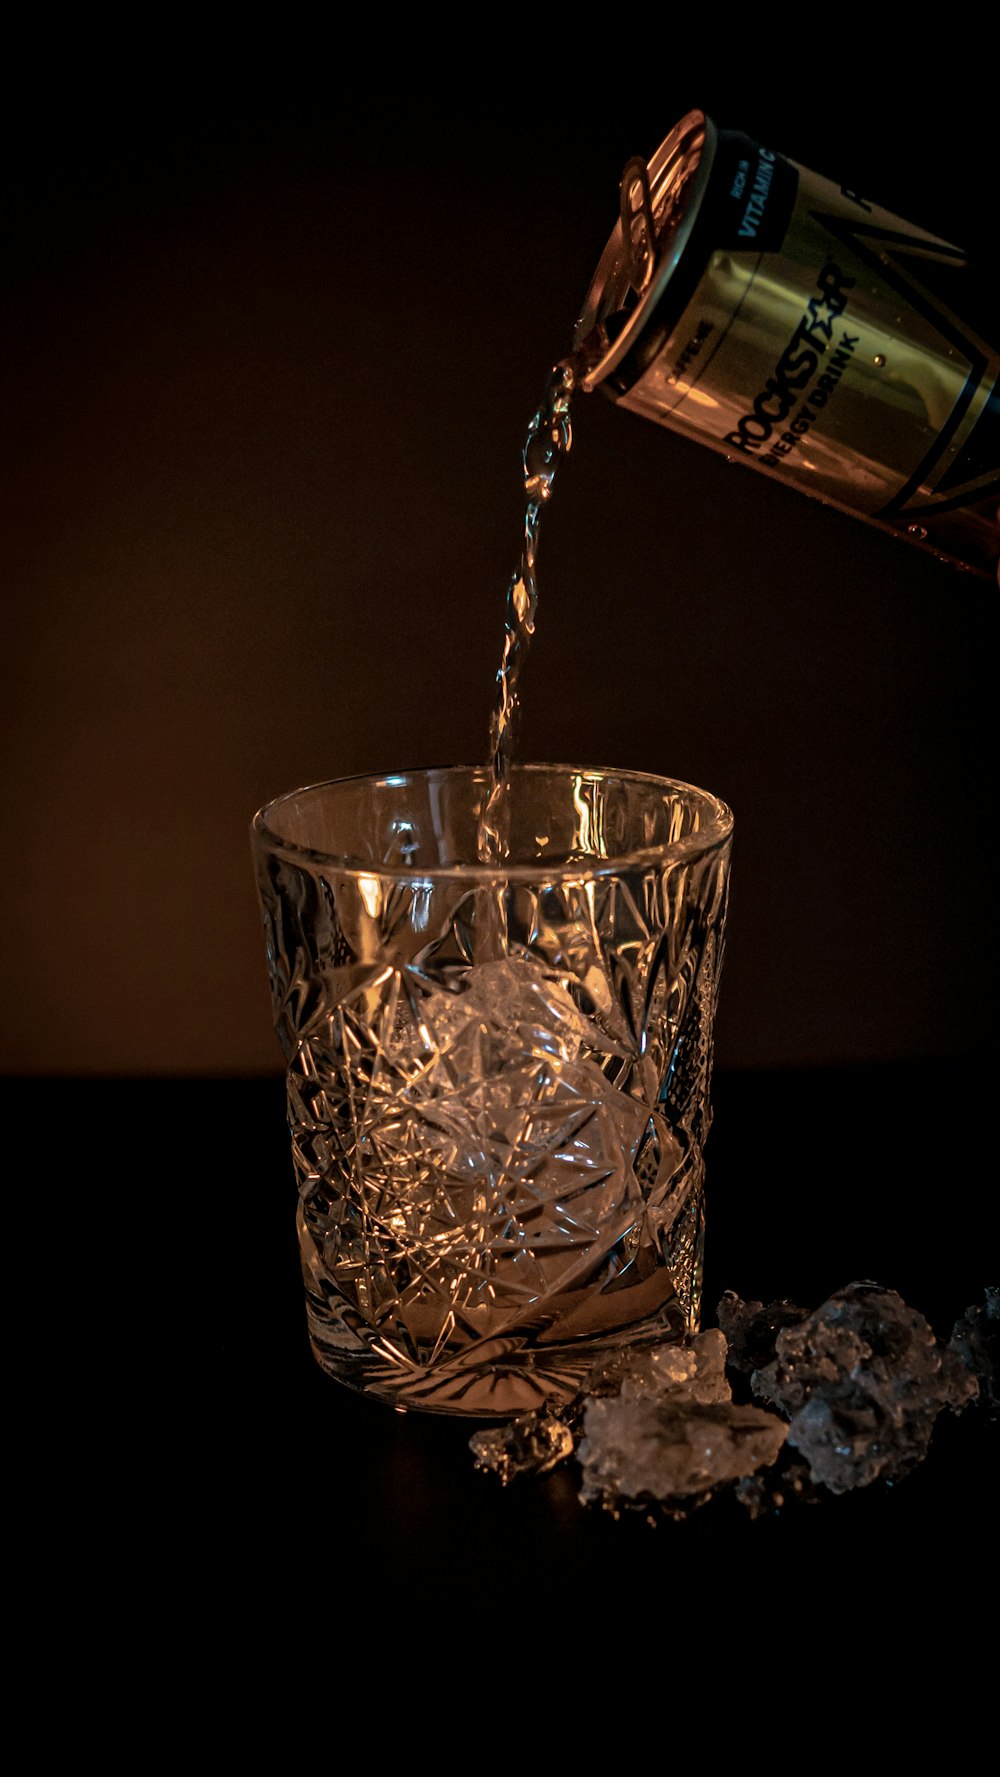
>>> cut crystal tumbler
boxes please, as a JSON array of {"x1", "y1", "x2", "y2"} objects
[{"x1": 252, "y1": 764, "x2": 732, "y2": 1416}]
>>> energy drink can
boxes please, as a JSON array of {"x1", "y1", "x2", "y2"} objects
[{"x1": 574, "y1": 111, "x2": 999, "y2": 577}]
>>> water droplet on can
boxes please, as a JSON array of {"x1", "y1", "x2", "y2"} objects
[
  {"x1": 908, "y1": 524, "x2": 928, "y2": 541},
  {"x1": 873, "y1": 353, "x2": 887, "y2": 368}
]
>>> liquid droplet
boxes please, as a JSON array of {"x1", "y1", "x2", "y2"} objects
[
  {"x1": 908, "y1": 524, "x2": 928, "y2": 541},
  {"x1": 873, "y1": 353, "x2": 887, "y2": 368}
]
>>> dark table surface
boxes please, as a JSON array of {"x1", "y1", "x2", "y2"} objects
[{"x1": 42, "y1": 1064, "x2": 995, "y2": 1647}]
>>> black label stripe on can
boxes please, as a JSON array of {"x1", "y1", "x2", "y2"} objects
[
  {"x1": 933, "y1": 378, "x2": 1000, "y2": 499},
  {"x1": 906, "y1": 474, "x2": 1000, "y2": 517},
  {"x1": 812, "y1": 210, "x2": 996, "y2": 518}
]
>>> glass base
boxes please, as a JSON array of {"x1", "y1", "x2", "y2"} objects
[{"x1": 305, "y1": 1294, "x2": 694, "y2": 1418}]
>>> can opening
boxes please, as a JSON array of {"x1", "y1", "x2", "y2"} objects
[{"x1": 574, "y1": 110, "x2": 717, "y2": 393}]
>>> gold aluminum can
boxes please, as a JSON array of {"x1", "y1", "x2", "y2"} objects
[{"x1": 575, "y1": 111, "x2": 999, "y2": 578}]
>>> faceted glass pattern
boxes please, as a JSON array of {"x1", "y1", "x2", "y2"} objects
[{"x1": 252, "y1": 765, "x2": 732, "y2": 1416}]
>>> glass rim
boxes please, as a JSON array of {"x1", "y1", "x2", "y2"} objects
[{"x1": 251, "y1": 762, "x2": 733, "y2": 883}]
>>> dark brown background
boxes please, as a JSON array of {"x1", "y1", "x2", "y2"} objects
[{"x1": 4, "y1": 56, "x2": 995, "y2": 1076}]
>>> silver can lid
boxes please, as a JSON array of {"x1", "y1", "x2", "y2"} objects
[{"x1": 574, "y1": 110, "x2": 718, "y2": 391}]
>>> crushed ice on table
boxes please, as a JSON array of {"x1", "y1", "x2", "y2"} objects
[
  {"x1": 469, "y1": 1278, "x2": 992, "y2": 1516},
  {"x1": 949, "y1": 1287, "x2": 998, "y2": 1416},
  {"x1": 750, "y1": 1280, "x2": 978, "y2": 1493},
  {"x1": 470, "y1": 1412, "x2": 575, "y2": 1484},
  {"x1": 472, "y1": 1329, "x2": 787, "y2": 1512}
]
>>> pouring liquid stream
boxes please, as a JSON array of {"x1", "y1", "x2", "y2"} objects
[{"x1": 474, "y1": 358, "x2": 579, "y2": 956}]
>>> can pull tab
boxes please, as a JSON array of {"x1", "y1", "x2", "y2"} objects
[{"x1": 619, "y1": 156, "x2": 656, "y2": 295}]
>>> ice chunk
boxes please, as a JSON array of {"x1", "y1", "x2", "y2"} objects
[
  {"x1": 751, "y1": 1280, "x2": 978, "y2": 1493},
  {"x1": 613, "y1": 1327, "x2": 730, "y2": 1405},
  {"x1": 577, "y1": 1394, "x2": 787, "y2": 1508},
  {"x1": 949, "y1": 1286, "x2": 998, "y2": 1416},
  {"x1": 337, "y1": 954, "x2": 662, "y2": 1342},
  {"x1": 391, "y1": 956, "x2": 632, "y2": 1078},
  {"x1": 575, "y1": 1327, "x2": 785, "y2": 1507},
  {"x1": 380, "y1": 955, "x2": 655, "y2": 1263},
  {"x1": 470, "y1": 1412, "x2": 575, "y2": 1484},
  {"x1": 716, "y1": 1290, "x2": 809, "y2": 1376}
]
